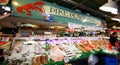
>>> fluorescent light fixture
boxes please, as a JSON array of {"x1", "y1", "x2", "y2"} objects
[
  {"x1": 83, "y1": 19, "x2": 87, "y2": 22},
  {"x1": 111, "y1": 15, "x2": 120, "y2": 21},
  {"x1": 111, "y1": 18, "x2": 120, "y2": 21},
  {"x1": 12, "y1": 1, "x2": 19, "y2": 6},
  {"x1": 22, "y1": 23, "x2": 34, "y2": 27},
  {"x1": 99, "y1": 0, "x2": 118, "y2": 13}
]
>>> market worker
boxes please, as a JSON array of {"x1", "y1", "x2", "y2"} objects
[{"x1": 109, "y1": 32, "x2": 119, "y2": 51}]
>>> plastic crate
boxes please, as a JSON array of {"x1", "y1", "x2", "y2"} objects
[{"x1": 104, "y1": 56, "x2": 118, "y2": 65}]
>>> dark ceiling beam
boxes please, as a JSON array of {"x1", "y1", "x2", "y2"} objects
[
  {"x1": 91, "y1": 0, "x2": 107, "y2": 6},
  {"x1": 72, "y1": 0, "x2": 88, "y2": 9},
  {"x1": 56, "y1": 0, "x2": 63, "y2": 5},
  {"x1": 62, "y1": 0, "x2": 110, "y2": 18}
]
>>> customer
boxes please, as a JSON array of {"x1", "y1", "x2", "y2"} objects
[
  {"x1": 0, "y1": 48, "x2": 5, "y2": 64},
  {"x1": 109, "y1": 32, "x2": 119, "y2": 51}
]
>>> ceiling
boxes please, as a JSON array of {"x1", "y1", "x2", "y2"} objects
[{"x1": 43, "y1": 0, "x2": 120, "y2": 29}]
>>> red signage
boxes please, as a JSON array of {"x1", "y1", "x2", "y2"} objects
[
  {"x1": 16, "y1": 1, "x2": 45, "y2": 16},
  {"x1": 0, "y1": 0, "x2": 9, "y2": 5}
]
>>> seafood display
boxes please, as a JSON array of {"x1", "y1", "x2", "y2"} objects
[{"x1": 7, "y1": 37, "x2": 119, "y2": 65}]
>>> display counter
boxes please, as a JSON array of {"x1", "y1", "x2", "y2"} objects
[{"x1": 5, "y1": 37, "x2": 120, "y2": 65}]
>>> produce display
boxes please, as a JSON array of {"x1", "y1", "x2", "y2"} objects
[{"x1": 7, "y1": 37, "x2": 119, "y2": 65}]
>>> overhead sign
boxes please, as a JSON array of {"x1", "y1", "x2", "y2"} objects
[
  {"x1": 12, "y1": 0, "x2": 106, "y2": 27},
  {"x1": 47, "y1": 6, "x2": 99, "y2": 24},
  {"x1": 0, "y1": 0, "x2": 9, "y2": 5},
  {"x1": 15, "y1": 1, "x2": 100, "y2": 24}
]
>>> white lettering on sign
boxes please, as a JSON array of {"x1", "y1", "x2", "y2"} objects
[{"x1": 43, "y1": 5, "x2": 101, "y2": 24}]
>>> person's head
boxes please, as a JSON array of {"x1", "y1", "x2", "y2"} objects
[{"x1": 112, "y1": 32, "x2": 118, "y2": 37}]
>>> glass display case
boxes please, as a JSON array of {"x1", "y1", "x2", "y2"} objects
[{"x1": 7, "y1": 37, "x2": 119, "y2": 65}]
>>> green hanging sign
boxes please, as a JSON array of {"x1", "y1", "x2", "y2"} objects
[{"x1": 12, "y1": 0, "x2": 106, "y2": 28}]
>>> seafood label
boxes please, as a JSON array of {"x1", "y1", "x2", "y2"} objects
[
  {"x1": 0, "y1": 0, "x2": 9, "y2": 5},
  {"x1": 64, "y1": 56, "x2": 70, "y2": 63}
]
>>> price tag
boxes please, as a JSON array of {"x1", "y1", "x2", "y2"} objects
[{"x1": 64, "y1": 56, "x2": 70, "y2": 63}]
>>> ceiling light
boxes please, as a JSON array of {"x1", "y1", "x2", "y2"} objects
[
  {"x1": 22, "y1": 23, "x2": 34, "y2": 27},
  {"x1": 99, "y1": 0, "x2": 118, "y2": 13},
  {"x1": 111, "y1": 18, "x2": 120, "y2": 21},
  {"x1": 83, "y1": 19, "x2": 87, "y2": 22},
  {"x1": 111, "y1": 15, "x2": 120, "y2": 21},
  {"x1": 12, "y1": 1, "x2": 19, "y2": 6}
]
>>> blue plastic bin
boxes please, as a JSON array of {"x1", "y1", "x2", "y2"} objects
[{"x1": 104, "y1": 56, "x2": 118, "y2": 65}]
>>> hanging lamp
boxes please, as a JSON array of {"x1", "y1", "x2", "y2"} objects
[{"x1": 99, "y1": 0, "x2": 118, "y2": 14}]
